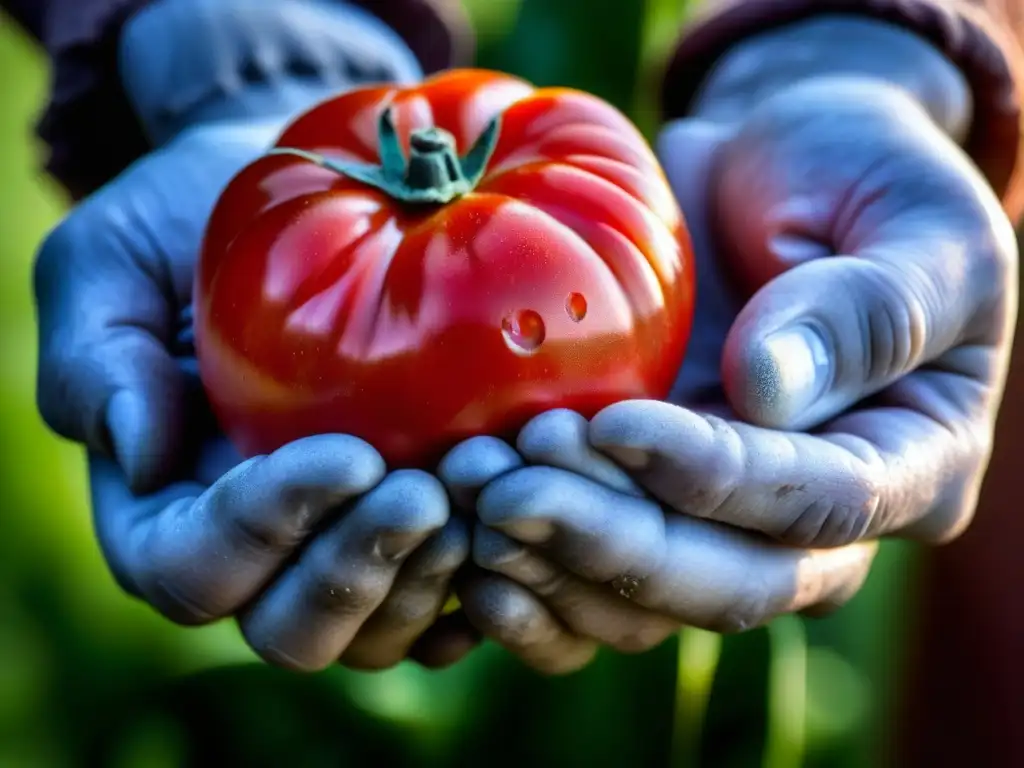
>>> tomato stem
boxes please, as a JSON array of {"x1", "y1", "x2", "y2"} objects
[{"x1": 267, "y1": 107, "x2": 501, "y2": 206}]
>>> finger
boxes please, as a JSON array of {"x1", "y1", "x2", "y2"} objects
[
  {"x1": 437, "y1": 436, "x2": 523, "y2": 510},
  {"x1": 590, "y1": 395, "x2": 988, "y2": 546},
  {"x1": 516, "y1": 409, "x2": 642, "y2": 496},
  {"x1": 591, "y1": 401, "x2": 876, "y2": 546},
  {"x1": 473, "y1": 526, "x2": 678, "y2": 653},
  {"x1": 89, "y1": 434, "x2": 385, "y2": 624},
  {"x1": 339, "y1": 516, "x2": 472, "y2": 670},
  {"x1": 711, "y1": 79, "x2": 1016, "y2": 429},
  {"x1": 35, "y1": 220, "x2": 185, "y2": 493},
  {"x1": 477, "y1": 466, "x2": 667, "y2": 583},
  {"x1": 478, "y1": 466, "x2": 877, "y2": 631},
  {"x1": 457, "y1": 570, "x2": 598, "y2": 675},
  {"x1": 240, "y1": 470, "x2": 449, "y2": 672},
  {"x1": 640, "y1": 517, "x2": 878, "y2": 632},
  {"x1": 408, "y1": 610, "x2": 483, "y2": 670}
]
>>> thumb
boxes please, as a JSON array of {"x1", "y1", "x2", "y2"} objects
[
  {"x1": 713, "y1": 79, "x2": 1015, "y2": 429},
  {"x1": 35, "y1": 215, "x2": 187, "y2": 493},
  {"x1": 35, "y1": 121, "x2": 276, "y2": 493},
  {"x1": 33, "y1": 127, "x2": 269, "y2": 491}
]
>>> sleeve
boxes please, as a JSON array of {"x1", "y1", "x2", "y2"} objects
[
  {"x1": 6, "y1": 0, "x2": 471, "y2": 200},
  {"x1": 661, "y1": 0, "x2": 1024, "y2": 223}
]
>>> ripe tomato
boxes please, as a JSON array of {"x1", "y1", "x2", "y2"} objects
[{"x1": 195, "y1": 69, "x2": 695, "y2": 468}]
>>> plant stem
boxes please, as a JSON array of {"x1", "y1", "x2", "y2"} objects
[
  {"x1": 632, "y1": 0, "x2": 695, "y2": 139},
  {"x1": 670, "y1": 627, "x2": 723, "y2": 766},
  {"x1": 763, "y1": 616, "x2": 809, "y2": 768}
]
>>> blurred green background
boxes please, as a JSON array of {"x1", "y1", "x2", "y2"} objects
[{"x1": 0, "y1": 1, "x2": 919, "y2": 765}]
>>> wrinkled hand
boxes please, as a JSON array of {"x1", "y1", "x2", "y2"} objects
[
  {"x1": 34, "y1": 115, "x2": 471, "y2": 672},
  {"x1": 438, "y1": 74, "x2": 1018, "y2": 673}
]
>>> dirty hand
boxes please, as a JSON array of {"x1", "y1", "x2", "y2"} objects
[
  {"x1": 34, "y1": 0, "x2": 471, "y2": 671},
  {"x1": 437, "y1": 17, "x2": 1018, "y2": 673}
]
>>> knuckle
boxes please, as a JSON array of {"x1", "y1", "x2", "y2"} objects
[
  {"x1": 689, "y1": 415, "x2": 747, "y2": 517},
  {"x1": 780, "y1": 455, "x2": 883, "y2": 547},
  {"x1": 229, "y1": 509, "x2": 307, "y2": 553},
  {"x1": 215, "y1": 467, "x2": 313, "y2": 555},
  {"x1": 856, "y1": 261, "x2": 930, "y2": 381},
  {"x1": 782, "y1": 496, "x2": 876, "y2": 548}
]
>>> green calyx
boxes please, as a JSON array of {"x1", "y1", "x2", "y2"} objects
[{"x1": 268, "y1": 107, "x2": 501, "y2": 205}]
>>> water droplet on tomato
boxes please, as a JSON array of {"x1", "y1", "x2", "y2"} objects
[
  {"x1": 565, "y1": 292, "x2": 587, "y2": 322},
  {"x1": 501, "y1": 309, "x2": 546, "y2": 353}
]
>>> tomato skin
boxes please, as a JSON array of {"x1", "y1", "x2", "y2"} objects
[{"x1": 195, "y1": 69, "x2": 695, "y2": 468}]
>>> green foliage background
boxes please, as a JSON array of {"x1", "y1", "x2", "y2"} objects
[{"x1": 0, "y1": 1, "x2": 918, "y2": 765}]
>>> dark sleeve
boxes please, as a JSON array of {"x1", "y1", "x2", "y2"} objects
[{"x1": 7, "y1": 0, "x2": 471, "y2": 199}]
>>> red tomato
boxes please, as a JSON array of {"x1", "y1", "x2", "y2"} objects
[{"x1": 195, "y1": 69, "x2": 695, "y2": 468}]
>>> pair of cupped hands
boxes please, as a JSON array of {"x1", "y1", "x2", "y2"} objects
[{"x1": 34, "y1": 18, "x2": 1017, "y2": 675}]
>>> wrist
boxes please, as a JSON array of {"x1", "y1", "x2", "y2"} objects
[
  {"x1": 118, "y1": 0, "x2": 423, "y2": 146},
  {"x1": 691, "y1": 15, "x2": 972, "y2": 141}
]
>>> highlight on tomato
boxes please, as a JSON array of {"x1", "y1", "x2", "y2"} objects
[{"x1": 194, "y1": 69, "x2": 695, "y2": 468}]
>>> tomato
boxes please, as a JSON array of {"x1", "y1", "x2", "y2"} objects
[{"x1": 194, "y1": 69, "x2": 695, "y2": 468}]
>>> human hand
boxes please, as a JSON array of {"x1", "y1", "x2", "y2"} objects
[
  {"x1": 33, "y1": 0, "x2": 472, "y2": 671},
  {"x1": 436, "y1": 19, "x2": 1018, "y2": 672}
]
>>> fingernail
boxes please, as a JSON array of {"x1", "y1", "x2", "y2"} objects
[
  {"x1": 752, "y1": 324, "x2": 832, "y2": 424},
  {"x1": 377, "y1": 529, "x2": 430, "y2": 561},
  {"x1": 105, "y1": 390, "x2": 146, "y2": 486},
  {"x1": 491, "y1": 517, "x2": 554, "y2": 544},
  {"x1": 595, "y1": 443, "x2": 651, "y2": 472}
]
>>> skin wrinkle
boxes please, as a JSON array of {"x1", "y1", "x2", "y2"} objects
[
  {"x1": 340, "y1": 519, "x2": 471, "y2": 669},
  {"x1": 461, "y1": 576, "x2": 596, "y2": 672},
  {"x1": 450, "y1": 411, "x2": 888, "y2": 644},
  {"x1": 496, "y1": 555, "x2": 662, "y2": 651}
]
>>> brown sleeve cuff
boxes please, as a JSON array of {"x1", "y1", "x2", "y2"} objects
[
  {"x1": 36, "y1": 0, "x2": 471, "y2": 199},
  {"x1": 661, "y1": 0, "x2": 1024, "y2": 222}
]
